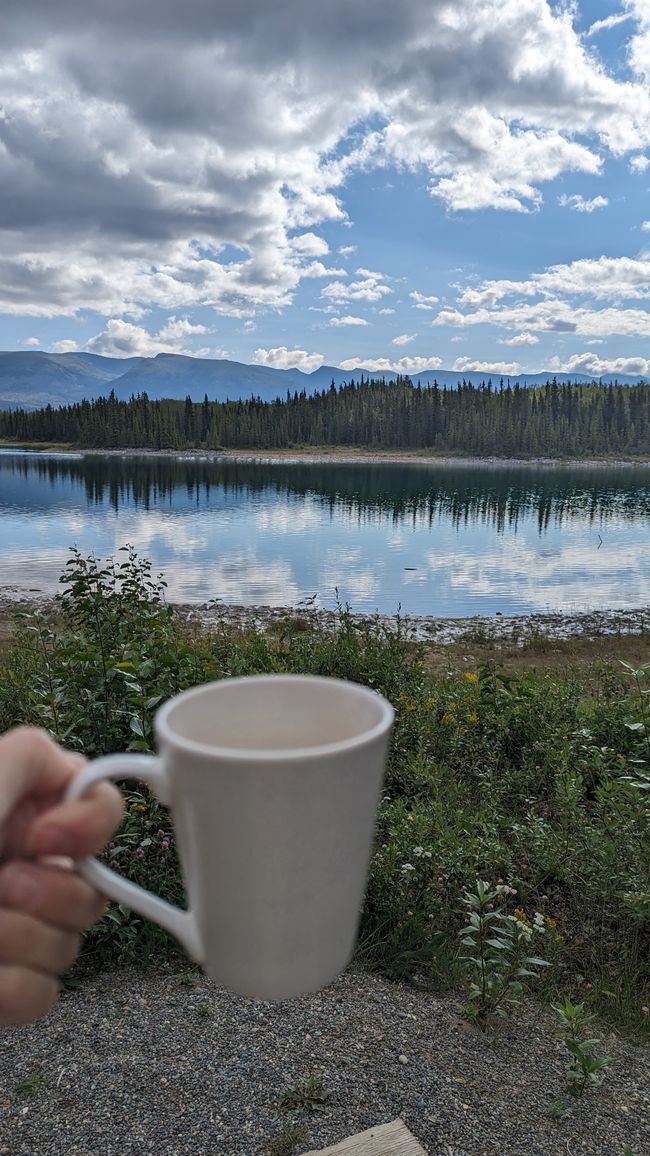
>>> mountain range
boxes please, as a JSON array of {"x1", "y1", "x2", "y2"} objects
[{"x1": 0, "y1": 350, "x2": 644, "y2": 410}]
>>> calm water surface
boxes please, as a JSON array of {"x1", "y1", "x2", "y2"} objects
[{"x1": 0, "y1": 451, "x2": 649, "y2": 617}]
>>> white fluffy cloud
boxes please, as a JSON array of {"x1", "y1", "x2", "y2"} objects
[
  {"x1": 0, "y1": 0, "x2": 649, "y2": 326},
  {"x1": 339, "y1": 355, "x2": 442, "y2": 373},
  {"x1": 329, "y1": 315, "x2": 369, "y2": 326},
  {"x1": 558, "y1": 194, "x2": 608, "y2": 212},
  {"x1": 79, "y1": 317, "x2": 208, "y2": 357},
  {"x1": 253, "y1": 346, "x2": 324, "y2": 371},
  {"x1": 549, "y1": 352, "x2": 650, "y2": 378},
  {"x1": 453, "y1": 357, "x2": 520, "y2": 375},
  {"x1": 321, "y1": 273, "x2": 392, "y2": 304},
  {"x1": 410, "y1": 291, "x2": 440, "y2": 310},
  {"x1": 629, "y1": 154, "x2": 650, "y2": 172},
  {"x1": 392, "y1": 333, "x2": 417, "y2": 345},
  {"x1": 500, "y1": 332, "x2": 539, "y2": 345}
]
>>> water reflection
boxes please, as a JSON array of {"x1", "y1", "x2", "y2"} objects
[{"x1": 0, "y1": 451, "x2": 649, "y2": 615}]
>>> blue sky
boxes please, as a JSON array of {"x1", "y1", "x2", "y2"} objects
[{"x1": 1, "y1": 1, "x2": 649, "y2": 380}]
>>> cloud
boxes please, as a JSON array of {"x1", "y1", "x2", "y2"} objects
[
  {"x1": 0, "y1": 0, "x2": 649, "y2": 325},
  {"x1": 453, "y1": 357, "x2": 520, "y2": 375},
  {"x1": 21, "y1": 336, "x2": 40, "y2": 347},
  {"x1": 549, "y1": 352, "x2": 650, "y2": 378},
  {"x1": 252, "y1": 346, "x2": 324, "y2": 371},
  {"x1": 338, "y1": 355, "x2": 442, "y2": 374},
  {"x1": 558, "y1": 194, "x2": 608, "y2": 212},
  {"x1": 329, "y1": 315, "x2": 369, "y2": 326},
  {"x1": 82, "y1": 316, "x2": 207, "y2": 357},
  {"x1": 52, "y1": 339, "x2": 79, "y2": 353},
  {"x1": 642, "y1": 221, "x2": 650, "y2": 230},
  {"x1": 392, "y1": 333, "x2": 417, "y2": 345},
  {"x1": 338, "y1": 245, "x2": 357, "y2": 256},
  {"x1": 290, "y1": 233, "x2": 329, "y2": 256},
  {"x1": 410, "y1": 291, "x2": 440, "y2": 310},
  {"x1": 500, "y1": 332, "x2": 539, "y2": 345},
  {"x1": 435, "y1": 300, "x2": 650, "y2": 338},
  {"x1": 321, "y1": 273, "x2": 392, "y2": 304},
  {"x1": 378, "y1": 308, "x2": 395, "y2": 315},
  {"x1": 586, "y1": 13, "x2": 633, "y2": 38},
  {"x1": 629, "y1": 153, "x2": 650, "y2": 172}
]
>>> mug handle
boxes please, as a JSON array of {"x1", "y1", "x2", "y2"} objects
[{"x1": 64, "y1": 754, "x2": 203, "y2": 963}]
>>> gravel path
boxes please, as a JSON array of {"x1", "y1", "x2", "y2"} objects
[{"x1": 0, "y1": 968, "x2": 647, "y2": 1155}]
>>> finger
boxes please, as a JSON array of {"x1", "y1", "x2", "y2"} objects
[
  {"x1": 0, "y1": 861, "x2": 106, "y2": 932},
  {"x1": 0, "y1": 965, "x2": 59, "y2": 1026},
  {"x1": 27, "y1": 782, "x2": 124, "y2": 858},
  {"x1": 0, "y1": 909, "x2": 80, "y2": 975},
  {"x1": 0, "y1": 728, "x2": 79, "y2": 838}
]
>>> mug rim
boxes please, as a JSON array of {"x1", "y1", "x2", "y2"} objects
[{"x1": 154, "y1": 673, "x2": 394, "y2": 761}]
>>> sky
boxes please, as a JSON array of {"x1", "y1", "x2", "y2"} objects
[{"x1": 1, "y1": 1, "x2": 650, "y2": 380}]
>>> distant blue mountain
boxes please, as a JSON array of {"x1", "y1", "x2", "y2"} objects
[{"x1": 0, "y1": 350, "x2": 645, "y2": 410}]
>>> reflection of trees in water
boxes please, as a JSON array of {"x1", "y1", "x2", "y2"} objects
[{"x1": 1, "y1": 454, "x2": 650, "y2": 532}]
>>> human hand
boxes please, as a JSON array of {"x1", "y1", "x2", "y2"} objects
[{"x1": 0, "y1": 727, "x2": 123, "y2": 1025}]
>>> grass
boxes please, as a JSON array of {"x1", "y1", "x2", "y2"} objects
[{"x1": 0, "y1": 547, "x2": 648, "y2": 1036}]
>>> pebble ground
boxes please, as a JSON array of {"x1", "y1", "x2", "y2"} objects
[{"x1": 0, "y1": 968, "x2": 648, "y2": 1155}]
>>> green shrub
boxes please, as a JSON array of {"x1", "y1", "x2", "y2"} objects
[{"x1": 0, "y1": 547, "x2": 648, "y2": 1029}]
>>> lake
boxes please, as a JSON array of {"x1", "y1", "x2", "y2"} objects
[{"x1": 0, "y1": 450, "x2": 649, "y2": 617}]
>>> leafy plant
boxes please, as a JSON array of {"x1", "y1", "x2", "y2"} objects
[
  {"x1": 554, "y1": 999, "x2": 611, "y2": 1096},
  {"x1": 458, "y1": 880, "x2": 549, "y2": 1031},
  {"x1": 276, "y1": 1078, "x2": 331, "y2": 1115}
]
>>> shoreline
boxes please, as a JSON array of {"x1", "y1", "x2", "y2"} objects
[
  {"x1": 1, "y1": 443, "x2": 649, "y2": 469},
  {"x1": 1, "y1": 591, "x2": 648, "y2": 646}
]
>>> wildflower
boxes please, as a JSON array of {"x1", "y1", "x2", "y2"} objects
[
  {"x1": 423, "y1": 851, "x2": 432, "y2": 859},
  {"x1": 515, "y1": 919, "x2": 533, "y2": 940},
  {"x1": 157, "y1": 829, "x2": 165, "y2": 839},
  {"x1": 514, "y1": 907, "x2": 529, "y2": 925},
  {"x1": 441, "y1": 712, "x2": 455, "y2": 726},
  {"x1": 533, "y1": 912, "x2": 545, "y2": 930},
  {"x1": 130, "y1": 802, "x2": 146, "y2": 813},
  {"x1": 425, "y1": 697, "x2": 436, "y2": 709},
  {"x1": 642, "y1": 1006, "x2": 649, "y2": 1016},
  {"x1": 466, "y1": 713, "x2": 478, "y2": 724},
  {"x1": 413, "y1": 846, "x2": 424, "y2": 857},
  {"x1": 545, "y1": 915, "x2": 557, "y2": 930},
  {"x1": 136, "y1": 847, "x2": 145, "y2": 861},
  {"x1": 464, "y1": 672, "x2": 479, "y2": 683},
  {"x1": 554, "y1": 934, "x2": 564, "y2": 944},
  {"x1": 401, "y1": 863, "x2": 415, "y2": 874},
  {"x1": 162, "y1": 837, "x2": 170, "y2": 851}
]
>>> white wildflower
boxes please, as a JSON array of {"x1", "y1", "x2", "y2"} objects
[
  {"x1": 413, "y1": 846, "x2": 424, "y2": 857},
  {"x1": 422, "y1": 851, "x2": 432, "y2": 859},
  {"x1": 401, "y1": 863, "x2": 416, "y2": 873}
]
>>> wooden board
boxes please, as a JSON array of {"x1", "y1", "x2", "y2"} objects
[{"x1": 305, "y1": 1118, "x2": 428, "y2": 1156}]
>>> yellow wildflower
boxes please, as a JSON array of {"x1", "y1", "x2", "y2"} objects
[
  {"x1": 554, "y1": 934, "x2": 564, "y2": 944},
  {"x1": 426, "y1": 696, "x2": 436, "y2": 709},
  {"x1": 466, "y1": 713, "x2": 478, "y2": 724},
  {"x1": 464, "y1": 672, "x2": 479, "y2": 683},
  {"x1": 545, "y1": 915, "x2": 557, "y2": 930},
  {"x1": 514, "y1": 907, "x2": 530, "y2": 925},
  {"x1": 441, "y1": 712, "x2": 455, "y2": 726}
]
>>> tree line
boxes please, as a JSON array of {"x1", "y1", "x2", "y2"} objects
[{"x1": 1, "y1": 376, "x2": 649, "y2": 457}]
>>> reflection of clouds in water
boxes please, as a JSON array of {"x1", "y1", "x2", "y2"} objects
[
  {"x1": 110, "y1": 512, "x2": 211, "y2": 555},
  {"x1": 320, "y1": 545, "x2": 382, "y2": 605},
  {"x1": 255, "y1": 504, "x2": 321, "y2": 534},
  {"x1": 424, "y1": 539, "x2": 650, "y2": 611},
  {"x1": 161, "y1": 552, "x2": 302, "y2": 605}
]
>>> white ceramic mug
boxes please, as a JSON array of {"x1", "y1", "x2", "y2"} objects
[{"x1": 64, "y1": 674, "x2": 394, "y2": 1000}]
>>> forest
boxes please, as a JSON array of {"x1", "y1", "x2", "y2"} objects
[{"x1": 0, "y1": 376, "x2": 649, "y2": 457}]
